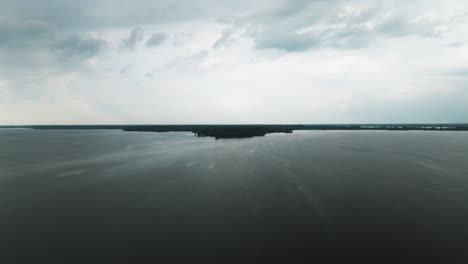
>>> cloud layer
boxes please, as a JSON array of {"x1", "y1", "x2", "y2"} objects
[{"x1": 1, "y1": 0, "x2": 467, "y2": 124}]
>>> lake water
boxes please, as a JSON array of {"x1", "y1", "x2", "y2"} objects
[{"x1": 1, "y1": 129, "x2": 468, "y2": 263}]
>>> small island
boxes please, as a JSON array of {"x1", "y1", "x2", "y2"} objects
[{"x1": 2, "y1": 124, "x2": 467, "y2": 139}]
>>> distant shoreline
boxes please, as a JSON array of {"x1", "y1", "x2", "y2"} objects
[{"x1": 1, "y1": 124, "x2": 467, "y2": 139}]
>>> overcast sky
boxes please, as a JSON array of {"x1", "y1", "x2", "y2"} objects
[{"x1": 1, "y1": 0, "x2": 467, "y2": 124}]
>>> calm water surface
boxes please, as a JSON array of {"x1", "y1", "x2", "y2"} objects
[{"x1": 1, "y1": 130, "x2": 468, "y2": 263}]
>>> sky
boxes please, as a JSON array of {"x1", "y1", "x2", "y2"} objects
[{"x1": 0, "y1": 0, "x2": 467, "y2": 124}]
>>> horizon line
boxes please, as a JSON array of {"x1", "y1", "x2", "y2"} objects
[{"x1": 2, "y1": 122, "x2": 468, "y2": 127}]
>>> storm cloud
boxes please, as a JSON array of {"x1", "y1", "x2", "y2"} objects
[
  {"x1": 146, "y1": 33, "x2": 167, "y2": 47},
  {"x1": 54, "y1": 35, "x2": 107, "y2": 60},
  {"x1": 0, "y1": 0, "x2": 467, "y2": 124},
  {"x1": 120, "y1": 27, "x2": 144, "y2": 50}
]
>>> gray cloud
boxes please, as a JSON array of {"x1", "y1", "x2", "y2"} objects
[
  {"x1": 53, "y1": 35, "x2": 107, "y2": 60},
  {"x1": 1, "y1": 0, "x2": 467, "y2": 124},
  {"x1": 444, "y1": 69, "x2": 468, "y2": 76},
  {"x1": 255, "y1": 32, "x2": 320, "y2": 51},
  {"x1": 120, "y1": 64, "x2": 134, "y2": 74},
  {"x1": 449, "y1": 41, "x2": 464, "y2": 47},
  {"x1": 0, "y1": 19, "x2": 55, "y2": 48},
  {"x1": 121, "y1": 27, "x2": 144, "y2": 50},
  {"x1": 265, "y1": 0, "x2": 318, "y2": 19},
  {"x1": 0, "y1": 0, "x2": 451, "y2": 53},
  {"x1": 146, "y1": 33, "x2": 167, "y2": 47},
  {"x1": 250, "y1": 2, "x2": 443, "y2": 51},
  {"x1": 211, "y1": 27, "x2": 239, "y2": 49}
]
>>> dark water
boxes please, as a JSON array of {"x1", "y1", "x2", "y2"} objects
[{"x1": 1, "y1": 129, "x2": 468, "y2": 263}]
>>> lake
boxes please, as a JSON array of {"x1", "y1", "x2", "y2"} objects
[{"x1": 1, "y1": 129, "x2": 468, "y2": 263}]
